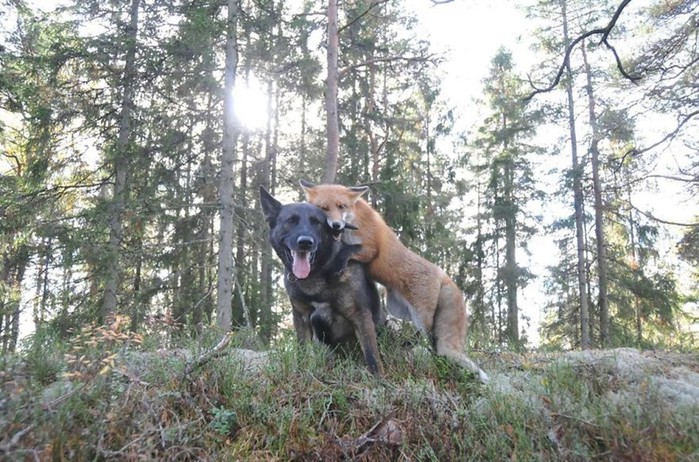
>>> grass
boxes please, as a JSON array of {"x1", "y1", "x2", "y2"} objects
[{"x1": 1, "y1": 322, "x2": 697, "y2": 460}]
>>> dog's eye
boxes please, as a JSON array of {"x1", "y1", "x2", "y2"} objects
[
  {"x1": 286, "y1": 216, "x2": 299, "y2": 225},
  {"x1": 309, "y1": 217, "x2": 322, "y2": 226}
]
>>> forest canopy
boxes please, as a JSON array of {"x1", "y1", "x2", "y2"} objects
[{"x1": 1, "y1": 0, "x2": 697, "y2": 353}]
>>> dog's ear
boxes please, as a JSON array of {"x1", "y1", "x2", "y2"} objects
[
  {"x1": 348, "y1": 185, "x2": 369, "y2": 202},
  {"x1": 259, "y1": 186, "x2": 281, "y2": 226}
]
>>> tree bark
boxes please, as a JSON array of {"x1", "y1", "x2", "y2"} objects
[
  {"x1": 499, "y1": 74, "x2": 519, "y2": 349},
  {"x1": 216, "y1": 0, "x2": 240, "y2": 331},
  {"x1": 504, "y1": 159, "x2": 519, "y2": 350},
  {"x1": 323, "y1": 0, "x2": 340, "y2": 183},
  {"x1": 581, "y1": 41, "x2": 609, "y2": 347},
  {"x1": 475, "y1": 176, "x2": 488, "y2": 345},
  {"x1": 626, "y1": 176, "x2": 642, "y2": 344},
  {"x1": 234, "y1": 59, "x2": 251, "y2": 329},
  {"x1": 259, "y1": 78, "x2": 276, "y2": 342},
  {"x1": 10, "y1": 252, "x2": 27, "y2": 352},
  {"x1": 102, "y1": 0, "x2": 140, "y2": 323},
  {"x1": 562, "y1": 0, "x2": 591, "y2": 350}
]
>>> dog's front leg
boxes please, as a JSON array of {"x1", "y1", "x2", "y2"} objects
[
  {"x1": 290, "y1": 300, "x2": 313, "y2": 343},
  {"x1": 351, "y1": 309, "x2": 384, "y2": 376}
]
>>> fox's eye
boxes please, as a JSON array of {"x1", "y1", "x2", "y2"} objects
[
  {"x1": 320, "y1": 205, "x2": 329, "y2": 211},
  {"x1": 337, "y1": 203, "x2": 346, "y2": 210}
]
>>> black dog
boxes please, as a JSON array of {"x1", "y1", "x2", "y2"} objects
[{"x1": 260, "y1": 186, "x2": 385, "y2": 375}]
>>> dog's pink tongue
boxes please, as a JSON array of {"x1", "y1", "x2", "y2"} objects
[{"x1": 292, "y1": 251, "x2": 311, "y2": 279}]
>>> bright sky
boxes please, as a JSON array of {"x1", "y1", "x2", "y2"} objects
[{"x1": 406, "y1": 0, "x2": 532, "y2": 125}]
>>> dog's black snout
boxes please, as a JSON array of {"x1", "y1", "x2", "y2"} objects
[{"x1": 297, "y1": 235, "x2": 314, "y2": 249}]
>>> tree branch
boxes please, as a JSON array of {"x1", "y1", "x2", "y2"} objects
[
  {"x1": 630, "y1": 203, "x2": 699, "y2": 227},
  {"x1": 339, "y1": 0, "x2": 390, "y2": 34},
  {"x1": 339, "y1": 54, "x2": 436, "y2": 79},
  {"x1": 615, "y1": 109, "x2": 699, "y2": 169},
  {"x1": 525, "y1": 0, "x2": 640, "y2": 101}
]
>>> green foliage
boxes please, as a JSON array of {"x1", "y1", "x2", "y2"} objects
[
  {"x1": 678, "y1": 224, "x2": 699, "y2": 269},
  {"x1": 19, "y1": 325, "x2": 67, "y2": 385},
  {"x1": 209, "y1": 407, "x2": 239, "y2": 436}
]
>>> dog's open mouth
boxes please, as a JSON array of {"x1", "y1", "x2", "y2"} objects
[{"x1": 291, "y1": 250, "x2": 313, "y2": 279}]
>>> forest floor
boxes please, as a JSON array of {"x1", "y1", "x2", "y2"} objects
[{"x1": 1, "y1": 325, "x2": 698, "y2": 460}]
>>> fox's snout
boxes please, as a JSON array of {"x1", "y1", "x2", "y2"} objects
[{"x1": 328, "y1": 219, "x2": 345, "y2": 231}]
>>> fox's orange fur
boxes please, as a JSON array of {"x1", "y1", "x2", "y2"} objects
[{"x1": 301, "y1": 180, "x2": 488, "y2": 383}]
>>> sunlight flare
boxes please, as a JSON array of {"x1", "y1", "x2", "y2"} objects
[{"x1": 233, "y1": 75, "x2": 269, "y2": 131}]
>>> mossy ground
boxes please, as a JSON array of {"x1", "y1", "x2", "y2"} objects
[{"x1": 1, "y1": 323, "x2": 697, "y2": 460}]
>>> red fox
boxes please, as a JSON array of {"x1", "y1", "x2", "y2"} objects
[{"x1": 301, "y1": 180, "x2": 488, "y2": 383}]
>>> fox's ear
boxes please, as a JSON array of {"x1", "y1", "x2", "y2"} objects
[
  {"x1": 299, "y1": 179, "x2": 316, "y2": 194},
  {"x1": 259, "y1": 186, "x2": 281, "y2": 226},
  {"x1": 348, "y1": 185, "x2": 369, "y2": 201}
]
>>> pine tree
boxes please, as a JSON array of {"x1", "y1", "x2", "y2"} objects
[
  {"x1": 0, "y1": 5, "x2": 87, "y2": 347},
  {"x1": 216, "y1": 0, "x2": 240, "y2": 331},
  {"x1": 468, "y1": 48, "x2": 543, "y2": 349}
]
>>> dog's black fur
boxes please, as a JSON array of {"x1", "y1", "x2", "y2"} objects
[{"x1": 260, "y1": 186, "x2": 385, "y2": 375}]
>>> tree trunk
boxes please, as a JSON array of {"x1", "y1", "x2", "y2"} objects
[
  {"x1": 497, "y1": 77, "x2": 520, "y2": 349},
  {"x1": 10, "y1": 252, "x2": 27, "y2": 352},
  {"x1": 216, "y1": 0, "x2": 240, "y2": 331},
  {"x1": 197, "y1": 92, "x2": 218, "y2": 331},
  {"x1": 102, "y1": 0, "x2": 140, "y2": 322},
  {"x1": 504, "y1": 159, "x2": 519, "y2": 350},
  {"x1": 322, "y1": 0, "x2": 340, "y2": 183},
  {"x1": 34, "y1": 236, "x2": 51, "y2": 325},
  {"x1": 626, "y1": 177, "x2": 642, "y2": 344},
  {"x1": 259, "y1": 78, "x2": 277, "y2": 342},
  {"x1": 494, "y1": 211, "x2": 503, "y2": 345},
  {"x1": 233, "y1": 61, "x2": 251, "y2": 329},
  {"x1": 474, "y1": 172, "x2": 488, "y2": 344},
  {"x1": 1, "y1": 256, "x2": 13, "y2": 353},
  {"x1": 1, "y1": 245, "x2": 28, "y2": 353},
  {"x1": 300, "y1": 94, "x2": 308, "y2": 180},
  {"x1": 581, "y1": 41, "x2": 609, "y2": 347},
  {"x1": 561, "y1": 0, "x2": 590, "y2": 350}
]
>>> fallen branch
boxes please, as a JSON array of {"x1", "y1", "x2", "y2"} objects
[
  {"x1": 352, "y1": 416, "x2": 403, "y2": 455},
  {"x1": 183, "y1": 331, "x2": 234, "y2": 378},
  {"x1": 0, "y1": 425, "x2": 35, "y2": 455}
]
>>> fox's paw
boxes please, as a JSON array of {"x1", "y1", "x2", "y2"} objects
[{"x1": 478, "y1": 369, "x2": 490, "y2": 384}]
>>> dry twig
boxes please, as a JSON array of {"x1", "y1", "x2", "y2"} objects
[{"x1": 182, "y1": 332, "x2": 234, "y2": 378}]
